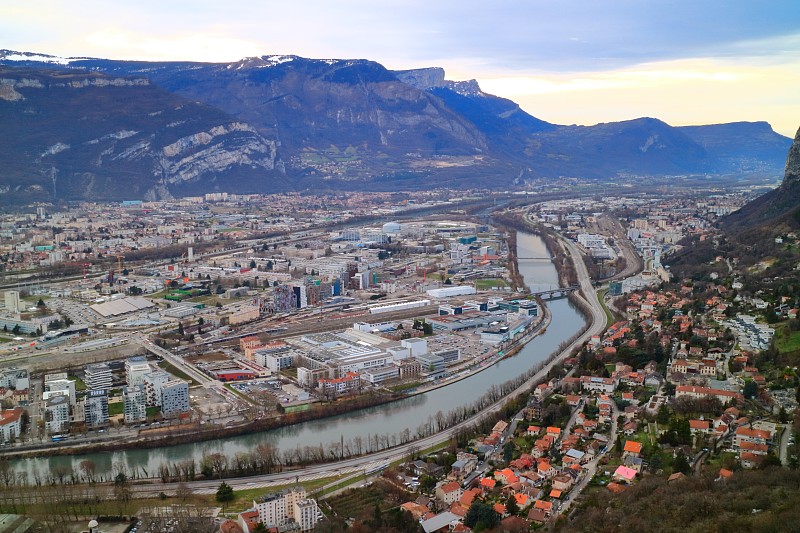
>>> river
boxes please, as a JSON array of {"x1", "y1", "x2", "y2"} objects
[{"x1": 14, "y1": 231, "x2": 586, "y2": 479}]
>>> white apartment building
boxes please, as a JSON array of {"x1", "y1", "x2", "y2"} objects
[
  {"x1": 45, "y1": 378, "x2": 76, "y2": 406},
  {"x1": 257, "y1": 350, "x2": 296, "y2": 373},
  {"x1": 0, "y1": 368, "x2": 29, "y2": 391},
  {"x1": 84, "y1": 390, "x2": 109, "y2": 428},
  {"x1": 293, "y1": 499, "x2": 320, "y2": 532},
  {"x1": 84, "y1": 363, "x2": 112, "y2": 390},
  {"x1": 123, "y1": 385, "x2": 147, "y2": 424},
  {"x1": 0, "y1": 409, "x2": 23, "y2": 443},
  {"x1": 125, "y1": 356, "x2": 152, "y2": 388},
  {"x1": 143, "y1": 370, "x2": 171, "y2": 406},
  {"x1": 45, "y1": 394, "x2": 71, "y2": 434},
  {"x1": 253, "y1": 487, "x2": 319, "y2": 531},
  {"x1": 160, "y1": 380, "x2": 190, "y2": 417}
]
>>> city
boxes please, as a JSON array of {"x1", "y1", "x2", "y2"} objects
[{"x1": 2, "y1": 2, "x2": 800, "y2": 532}]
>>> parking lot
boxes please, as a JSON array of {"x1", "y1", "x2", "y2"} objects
[{"x1": 228, "y1": 378, "x2": 312, "y2": 407}]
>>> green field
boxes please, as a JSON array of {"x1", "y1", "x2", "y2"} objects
[
  {"x1": 776, "y1": 323, "x2": 800, "y2": 354},
  {"x1": 284, "y1": 403, "x2": 312, "y2": 414},
  {"x1": 227, "y1": 475, "x2": 344, "y2": 511},
  {"x1": 158, "y1": 360, "x2": 198, "y2": 386},
  {"x1": 598, "y1": 289, "x2": 613, "y2": 329},
  {"x1": 475, "y1": 278, "x2": 508, "y2": 290},
  {"x1": 68, "y1": 375, "x2": 87, "y2": 391},
  {"x1": 108, "y1": 402, "x2": 123, "y2": 416}
]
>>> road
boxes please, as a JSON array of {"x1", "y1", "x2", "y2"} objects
[
  {"x1": 558, "y1": 401, "x2": 619, "y2": 516},
  {"x1": 559, "y1": 236, "x2": 610, "y2": 338}
]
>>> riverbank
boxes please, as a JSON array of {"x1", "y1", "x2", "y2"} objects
[{"x1": 9, "y1": 299, "x2": 553, "y2": 461}]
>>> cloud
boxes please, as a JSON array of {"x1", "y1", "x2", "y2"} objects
[
  {"x1": 478, "y1": 56, "x2": 800, "y2": 137},
  {"x1": 82, "y1": 29, "x2": 263, "y2": 62},
  {"x1": 2, "y1": 1, "x2": 798, "y2": 135}
]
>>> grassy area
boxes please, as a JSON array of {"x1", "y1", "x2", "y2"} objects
[
  {"x1": 598, "y1": 289, "x2": 613, "y2": 329},
  {"x1": 706, "y1": 451, "x2": 738, "y2": 471},
  {"x1": 227, "y1": 475, "x2": 344, "y2": 511},
  {"x1": 147, "y1": 406, "x2": 160, "y2": 418},
  {"x1": 318, "y1": 474, "x2": 368, "y2": 498},
  {"x1": 776, "y1": 323, "x2": 800, "y2": 354},
  {"x1": 284, "y1": 403, "x2": 312, "y2": 414},
  {"x1": 108, "y1": 401, "x2": 124, "y2": 416},
  {"x1": 475, "y1": 278, "x2": 509, "y2": 290},
  {"x1": 326, "y1": 479, "x2": 409, "y2": 520},
  {"x1": 388, "y1": 381, "x2": 422, "y2": 393},
  {"x1": 68, "y1": 374, "x2": 87, "y2": 391},
  {"x1": 281, "y1": 367, "x2": 298, "y2": 380},
  {"x1": 157, "y1": 360, "x2": 198, "y2": 386}
]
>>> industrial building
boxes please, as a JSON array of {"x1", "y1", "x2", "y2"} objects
[{"x1": 89, "y1": 296, "x2": 155, "y2": 318}]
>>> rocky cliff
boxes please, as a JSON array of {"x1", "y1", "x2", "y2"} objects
[
  {"x1": 784, "y1": 126, "x2": 800, "y2": 185},
  {"x1": 0, "y1": 66, "x2": 282, "y2": 203}
]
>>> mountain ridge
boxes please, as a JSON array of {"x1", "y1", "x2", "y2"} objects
[{"x1": 0, "y1": 49, "x2": 793, "y2": 201}]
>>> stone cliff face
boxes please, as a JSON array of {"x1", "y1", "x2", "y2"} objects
[
  {"x1": 0, "y1": 66, "x2": 281, "y2": 203},
  {"x1": 783, "y1": 126, "x2": 800, "y2": 186},
  {"x1": 158, "y1": 123, "x2": 276, "y2": 184},
  {"x1": 394, "y1": 67, "x2": 446, "y2": 90}
]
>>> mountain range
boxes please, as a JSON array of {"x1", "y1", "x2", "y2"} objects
[{"x1": 0, "y1": 49, "x2": 793, "y2": 202}]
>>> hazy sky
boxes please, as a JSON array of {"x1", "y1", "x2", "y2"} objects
[{"x1": 3, "y1": 0, "x2": 800, "y2": 136}]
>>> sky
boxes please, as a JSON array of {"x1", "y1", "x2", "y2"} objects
[{"x1": 3, "y1": 0, "x2": 800, "y2": 136}]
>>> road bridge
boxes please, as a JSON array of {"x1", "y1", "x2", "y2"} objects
[{"x1": 530, "y1": 286, "x2": 579, "y2": 300}]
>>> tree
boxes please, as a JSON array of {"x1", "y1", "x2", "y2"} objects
[
  {"x1": 506, "y1": 494, "x2": 519, "y2": 516},
  {"x1": 743, "y1": 379, "x2": 758, "y2": 399},
  {"x1": 503, "y1": 441, "x2": 515, "y2": 462},
  {"x1": 79, "y1": 460, "x2": 96, "y2": 483},
  {"x1": 176, "y1": 482, "x2": 193, "y2": 501},
  {"x1": 36, "y1": 298, "x2": 45, "y2": 308},
  {"x1": 673, "y1": 451, "x2": 690, "y2": 475},
  {"x1": 113, "y1": 471, "x2": 131, "y2": 505},
  {"x1": 177, "y1": 322, "x2": 185, "y2": 336},
  {"x1": 215, "y1": 481, "x2": 234, "y2": 503},
  {"x1": 464, "y1": 501, "x2": 500, "y2": 530}
]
